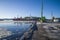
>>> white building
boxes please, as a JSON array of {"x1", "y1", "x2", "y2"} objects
[{"x1": 53, "y1": 18, "x2": 60, "y2": 22}]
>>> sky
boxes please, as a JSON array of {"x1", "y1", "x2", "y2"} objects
[{"x1": 0, "y1": 0, "x2": 60, "y2": 19}]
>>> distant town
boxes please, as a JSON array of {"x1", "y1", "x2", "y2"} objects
[{"x1": 0, "y1": 16, "x2": 60, "y2": 23}]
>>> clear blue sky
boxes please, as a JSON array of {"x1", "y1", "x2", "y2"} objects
[{"x1": 0, "y1": 0, "x2": 60, "y2": 19}]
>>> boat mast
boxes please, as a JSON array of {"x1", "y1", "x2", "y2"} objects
[
  {"x1": 51, "y1": 11, "x2": 53, "y2": 22},
  {"x1": 41, "y1": 0, "x2": 43, "y2": 18},
  {"x1": 41, "y1": 0, "x2": 43, "y2": 22}
]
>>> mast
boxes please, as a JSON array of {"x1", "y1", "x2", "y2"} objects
[
  {"x1": 30, "y1": 12, "x2": 31, "y2": 17},
  {"x1": 30, "y1": 12, "x2": 32, "y2": 19},
  {"x1": 41, "y1": 0, "x2": 43, "y2": 22},
  {"x1": 41, "y1": 0, "x2": 43, "y2": 18},
  {"x1": 51, "y1": 11, "x2": 53, "y2": 19},
  {"x1": 51, "y1": 11, "x2": 54, "y2": 23}
]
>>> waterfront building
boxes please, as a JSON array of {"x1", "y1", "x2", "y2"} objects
[
  {"x1": 13, "y1": 17, "x2": 40, "y2": 21},
  {"x1": 45, "y1": 19, "x2": 52, "y2": 23},
  {"x1": 53, "y1": 18, "x2": 60, "y2": 22}
]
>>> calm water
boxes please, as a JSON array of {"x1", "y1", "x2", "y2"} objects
[{"x1": 0, "y1": 22, "x2": 31, "y2": 39}]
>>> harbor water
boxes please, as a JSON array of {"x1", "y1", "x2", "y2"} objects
[{"x1": 0, "y1": 21, "x2": 32, "y2": 40}]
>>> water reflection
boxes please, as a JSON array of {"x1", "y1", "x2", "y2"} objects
[{"x1": 0, "y1": 21, "x2": 31, "y2": 39}]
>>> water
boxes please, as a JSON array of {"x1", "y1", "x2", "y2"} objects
[{"x1": 0, "y1": 22, "x2": 31, "y2": 40}]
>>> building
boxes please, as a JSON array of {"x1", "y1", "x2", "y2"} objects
[
  {"x1": 13, "y1": 17, "x2": 40, "y2": 21},
  {"x1": 53, "y1": 18, "x2": 60, "y2": 22},
  {"x1": 25, "y1": 17, "x2": 40, "y2": 21},
  {"x1": 45, "y1": 19, "x2": 52, "y2": 23}
]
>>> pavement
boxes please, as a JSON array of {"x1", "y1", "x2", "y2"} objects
[
  {"x1": 32, "y1": 23, "x2": 60, "y2": 40},
  {"x1": 32, "y1": 24, "x2": 47, "y2": 40}
]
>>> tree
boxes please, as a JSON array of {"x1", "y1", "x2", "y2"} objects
[{"x1": 39, "y1": 16, "x2": 46, "y2": 22}]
